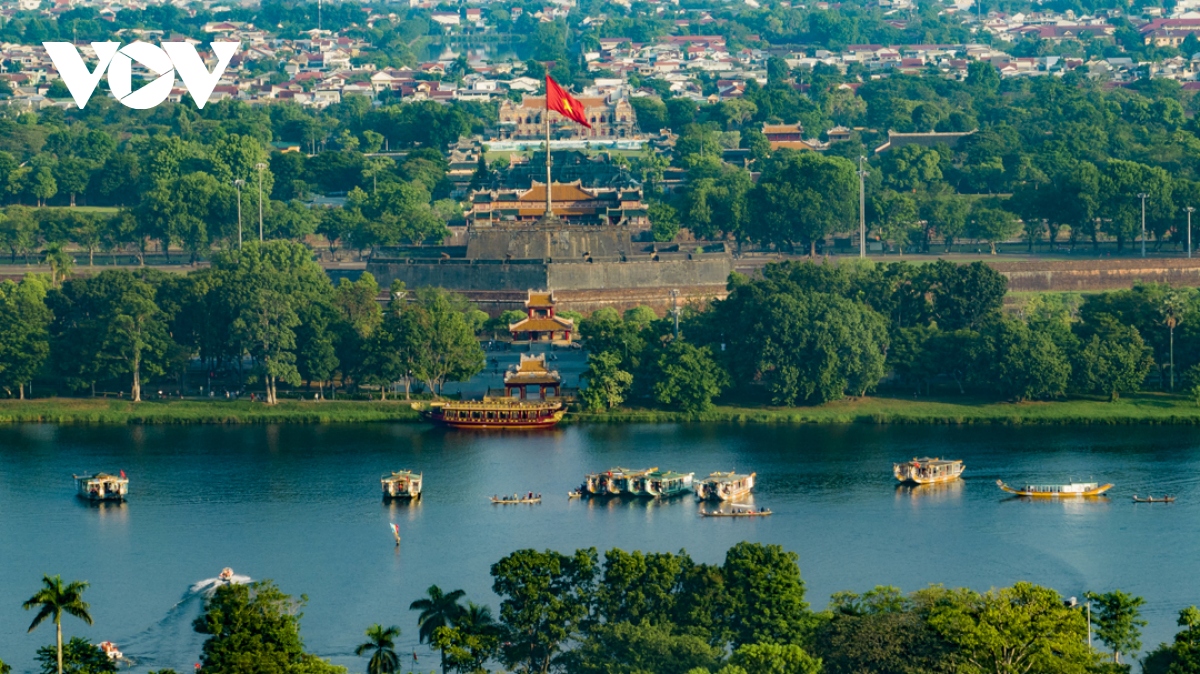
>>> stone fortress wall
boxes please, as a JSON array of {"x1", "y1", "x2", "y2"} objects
[
  {"x1": 989, "y1": 258, "x2": 1200, "y2": 292},
  {"x1": 366, "y1": 215, "x2": 734, "y2": 315}
]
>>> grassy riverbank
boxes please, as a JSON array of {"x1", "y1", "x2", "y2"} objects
[
  {"x1": 571, "y1": 393, "x2": 1200, "y2": 425},
  {"x1": 2, "y1": 394, "x2": 1200, "y2": 425},
  {"x1": 0, "y1": 398, "x2": 421, "y2": 424}
]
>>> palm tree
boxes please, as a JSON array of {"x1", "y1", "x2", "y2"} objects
[
  {"x1": 43, "y1": 243, "x2": 74, "y2": 288},
  {"x1": 409, "y1": 585, "x2": 466, "y2": 674},
  {"x1": 1162, "y1": 290, "x2": 1187, "y2": 390},
  {"x1": 355, "y1": 624, "x2": 401, "y2": 674},
  {"x1": 456, "y1": 602, "x2": 498, "y2": 637},
  {"x1": 23, "y1": 575, "x2": 93, "y2": 674}
]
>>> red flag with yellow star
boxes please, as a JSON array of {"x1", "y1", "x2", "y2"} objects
[{"x1": 545, "y1": 75, "x2": 592, "y2": 129}]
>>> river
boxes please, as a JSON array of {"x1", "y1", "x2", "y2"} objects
[{"x1": 0, "y1": 423, "x2": 1195, "y2": 672}]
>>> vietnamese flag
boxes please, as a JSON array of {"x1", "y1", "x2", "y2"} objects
[{"x1": 546, "y1": 75, "x2": 592, "y2": 129}]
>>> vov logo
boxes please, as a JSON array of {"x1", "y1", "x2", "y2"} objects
[{"x1": 43, "y1": 41, "x2": 239, "y2": 110}]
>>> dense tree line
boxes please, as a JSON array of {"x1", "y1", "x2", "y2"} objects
[
  {"x1": 580, "y1": 260, "x2": 1200, "y2": 412},
  {"x1": 0, "y1": 101, "x2": 486, "y2": 261},
  {"x1": 16, "y1": 542, "x2": 1200, "y2": 674},
  {"x1": 646, "y1": 65, "x2": 1200, "y2": 253},
  {"x1": 0, "y1": 241, "x2": 486, "y2": 400}
]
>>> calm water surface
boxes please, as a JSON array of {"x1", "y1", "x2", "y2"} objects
[{"x1": 1, "y1": 423, "x2": 1196, "y2": 672}]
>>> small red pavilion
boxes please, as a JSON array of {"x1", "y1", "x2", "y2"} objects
[{"x1": 508, "y1": 291, "x2": 574, "y2": 343}]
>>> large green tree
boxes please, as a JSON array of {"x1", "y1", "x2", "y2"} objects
[
  {"x1": 580, "y1": 351, "x2": 634, "y2": 412},
  {"x1": 1085, "y1": 590, "x2": 1147, "y2": 665},
  {"x1": 925, "y1": 582, "x2": 1099, "y2": 674},
  {"x1": 49, "y1": 270, "x2": 175, "y2": 400},
  {"x1": 722, "y1": 542, "x2": 815, "y2": 647},
  {"x1": 193, "y1": 580, "x2": 344, "y2": 674},
  {"x1": 748, "y1": 150, "x2": 857, "y2": 255},
  {"x1": 491, "y1": 548, "x2": 597, "y2": 674},
  {"x1": 0, "y1": 276, "x2": 51, "y2": 398},
  {"x1": 646, "y1": 340, "x2": 728, "y2": 413},
  {"x1": 1072, "y1": 318, "x2": 1153, "y2": 401}
]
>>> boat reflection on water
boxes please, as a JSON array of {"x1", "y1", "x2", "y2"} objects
[
  {"x1": 577, "y1": 494, "x2": 678, "y2": 512},
  {"x1": 79, "y1": 497, "x2": 129, "y2": 517},
  {"x1": 383, "y1": 496, "x2": 423, "y2": 521},
  {"x1": 895, "y1": 479, "x2": 964, "y2": 504},
  {"x1": 1001, "y1": 495, "x2": 1112, "y2": 513}
]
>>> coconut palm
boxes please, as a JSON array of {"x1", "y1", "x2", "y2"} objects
[
  {"x1": 355, "y1": 624, "x2": 401, "y2": 674},
  {"x1": 23, "y1": 575, "x2": 93, "y2": 674},
  {"x1": 43, "y1": 243, "x2": 74, "y2": 288},
  {"x1": 456, "y1": 602, "x2": 497, "y2": 637},
  {"x1": 1162, "y1": 290, "x2": 1188, "y2": 390},
  {"x1": 409, "y1": 585, "x2": 466, "y2": 674}
]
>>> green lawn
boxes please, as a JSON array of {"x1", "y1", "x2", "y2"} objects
[
  {"x1": 570, "y1": 393, "x2": 1200, "y2": 425},
  {"x1": 4, "y1": 394, "x2": 1200, "y2": 425},
  {"x1": 38, "y1": 206, "x2": 120, "y2": 214},
  {"x1": 0, "y1": 398, "x2": 421, "y2": 424}
]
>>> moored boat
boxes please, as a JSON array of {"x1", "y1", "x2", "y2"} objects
[
  {"x1": 415, "y1": 400, "x2": 565, "y2": 429},
  {"x1": 582, "y1": 467, "x2": 656, "y2": 496},
  {"x1": 1132, "y1": 494, "x2": 1175, "y2": 503},
  {"x1": 996, "y1": 480, "x2": 1113, "y2": 497},
  {"x1": 382, "y1": 471, "x2": 423, "y2": 500},
  {"x1": 75, "y1": 472, "x2": 128, "y2": 502},
  {"x1": 696, "y1": 471, "x2": 756, "y2": 501},
  {"x1": 894, "y1": 458, "x2": 964, "y2": 485},
  {"x1": 639, "y1": 471, "x2": 695, "y2": 498}
]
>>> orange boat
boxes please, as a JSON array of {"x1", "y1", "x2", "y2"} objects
[
  {"x1": 996, "y1": 480, "x2": 1113, "y2": 497},
  {"x1": 416, "y1": 400, "x2": 565, "y2": 429}
]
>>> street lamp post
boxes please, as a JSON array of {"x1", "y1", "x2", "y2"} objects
[
  {"x1": 255, "y1": 162, "x2": 267, "y2": 242},
  {"x1": 1138, "y1": 192, "x2": 1149, "y2": 258},
  {"x1": 669, "y1": 288, "x2": 680, "y2": 339},
  {"x1": 1188, "y1": 207, "x2": 1195, "y2": 259},
  {"x1": 858, "y1": 156, "x2": 869, "y2": 258},
  {"x1": 233, "y1": 179, "x2": 245, "y2": 249}
]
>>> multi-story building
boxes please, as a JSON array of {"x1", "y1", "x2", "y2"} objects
[{"x1": 497, "y1": 95, "x2": 638, "y2": 139}]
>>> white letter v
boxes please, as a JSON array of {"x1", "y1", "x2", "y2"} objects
[{"x1": 43, "y1": 42, "x2": 119, "y2": 108}]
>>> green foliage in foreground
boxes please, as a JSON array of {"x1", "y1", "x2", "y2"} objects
[
  {"x1": 35, "y1": 638, "x2": 114, "y2": 674},
  {"x1": 398, "y1": 543, "x2": 1157, "y2": 674},
  {"x1": 194, "y1": 580, "x2": 345, "y2": 674}
]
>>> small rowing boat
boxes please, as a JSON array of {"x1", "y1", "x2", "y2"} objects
[
  {"x1": 1132, "y1": 495, "x2": 1175, "y2": 503},
  {"x1": 996, "y1": 480, "x2": 1113, "y2": 497},
  {"x1": 568, "y1": 490, "x2": 583, "y2": 499},
  {"x1": 491, "y1": 494, "x2": 542, "y2": 504},
  {"x1": 700, "y1": 504, "x2": 772, "y2": 518}
]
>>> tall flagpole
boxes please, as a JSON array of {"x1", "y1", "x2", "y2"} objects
[{"x1": 545, "y1": 88, "x2": 553, "y2": 217}]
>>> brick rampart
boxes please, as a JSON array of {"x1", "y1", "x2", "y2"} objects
[{"x1": 989, "y1": 258, "x2": 1200, "y2": 291}]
